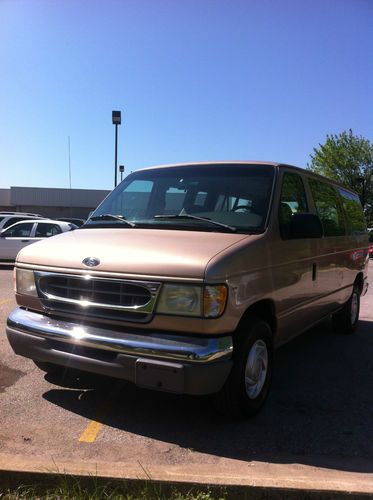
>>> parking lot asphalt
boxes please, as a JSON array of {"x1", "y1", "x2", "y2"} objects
[{"x1": 1, "y1": 262, "x2": 373, "y2": 496}]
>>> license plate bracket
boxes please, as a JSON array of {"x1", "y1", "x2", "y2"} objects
[{"x1": 135, "y1": 358, "x2": 185, "y2": 393}]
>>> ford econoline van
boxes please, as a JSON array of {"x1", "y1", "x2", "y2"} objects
[{"x1": 6, "y1": 162, "x2": 369, "y2": 417}]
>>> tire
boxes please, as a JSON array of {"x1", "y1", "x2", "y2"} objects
[
  {"x1": 332, "y1": 284, "x2": 360, "y2": 335},
  {"x1": 212, "y1": 316, "x2": 273, "y2": 418},
  {"x1": 33, "y1": 360, "x2": 65, "y2": 375}
]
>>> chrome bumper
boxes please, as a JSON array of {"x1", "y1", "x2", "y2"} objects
[{"x1": 7, "y1": 308, "x2": 233, "y2": 363}]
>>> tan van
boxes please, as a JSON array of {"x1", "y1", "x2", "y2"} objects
[{"x1": 6, "y1": 162, "x2": 369, "y2": 417}]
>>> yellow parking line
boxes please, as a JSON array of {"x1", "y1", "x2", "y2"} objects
[
  {"x1": 78, "y1": 397, "x2": 114, "y2": 443},
  {"x1": 79, "y1": 420, "x2": 103, "y2": 443},
  {"x1": 0, "y1": 298, "x2": 12, "y2": 306}
]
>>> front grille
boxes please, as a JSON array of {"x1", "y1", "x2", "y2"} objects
[
  {"x1": 35, "y1": 272, "x2": 161, "y2": 322},
  {"x1": 39, "y1": 275, "x2": 152, "y2": 307},
  {"x1": 45, "y1": 300, "x2": 150, "y2": 323}
]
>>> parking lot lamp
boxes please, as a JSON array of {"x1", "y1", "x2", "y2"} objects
[{"x1": 112, "y1": 110, "x2": 121, "y2": 187}]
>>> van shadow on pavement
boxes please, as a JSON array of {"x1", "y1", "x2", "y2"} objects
[
  {"x1": 0, "y1": 364, "x2": 25, "y2": 394},
  {"x1": 43, "y1": 320, "x2": 373, "y2": 474}
]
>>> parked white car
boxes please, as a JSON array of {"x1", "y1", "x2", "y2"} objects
[{"x1": 0, "y1": 219, "x2": 77, "y2": 264}]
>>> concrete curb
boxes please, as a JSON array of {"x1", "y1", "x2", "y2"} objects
[
  {"x1": 1, "y1": 454, "x2": 373, "y2": 499},
  {"x1": 0, "y1": 470, "x2": 371, "y2": 499}
]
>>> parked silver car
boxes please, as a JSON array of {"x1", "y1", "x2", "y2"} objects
[
  {"x1": 0, "y1": 219, "x2": 76, "y2": 264},
  {"x1": 0, "y1": 213, "x2": 43, "y2": 232}
]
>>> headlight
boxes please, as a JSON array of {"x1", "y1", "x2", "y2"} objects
[
  {"x1": 156, "y1": 284, "x2": 227, "y2": 318},
  {"x1": 157, "y1": 284, "x2": 202, "y2": 316},
  {"x1": 15, "y1": 268, "x2": 37, "y2": 296}
]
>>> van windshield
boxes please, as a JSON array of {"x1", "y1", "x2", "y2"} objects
[{"x1": 87, "y1": 164, "x2": 275, "y2": 233}]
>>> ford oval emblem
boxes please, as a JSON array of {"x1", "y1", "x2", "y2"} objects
[{"x1": 82, "y1": 257, "x2": 100, "y2": 267}]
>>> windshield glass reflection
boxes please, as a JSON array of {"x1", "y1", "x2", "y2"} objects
[{"x1": 87, "y1": 164, "x2": 275, "y2": 233}]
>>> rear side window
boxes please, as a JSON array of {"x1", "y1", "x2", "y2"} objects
[
  {"x1": 309, "y1": 179, "x2": 346, "y2": 237},
  {"x1": 279, "y1": 173, "x2": 308, "y2": 239},
  {"x1": 338, "y1": 189, "x2": 366, "y2": 235},
  {"x1": 35, "y1": 223, "x2": 62, "y2": 237},
  {"x1": 164, "y1": 186, "x2": 187, "y2": 213},
  {"x1": 3, "y1": 217, "x2": 26, "y2": 229}
]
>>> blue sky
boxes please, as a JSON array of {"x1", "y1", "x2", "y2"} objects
[{"x1": 1, "y1": 0, "x2": 372, "y2": 190}]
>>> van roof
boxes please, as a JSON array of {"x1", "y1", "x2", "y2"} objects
[{"x1": 134, "y1": 161, "x2": 358, "y2": 195}]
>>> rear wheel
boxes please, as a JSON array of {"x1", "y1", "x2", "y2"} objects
[
  {"x1": 212, "y1": 316, "x2": 273, "y2": 418},
  {"x1": 332, "y1": 284, "x2": 360, "y2": 335}
]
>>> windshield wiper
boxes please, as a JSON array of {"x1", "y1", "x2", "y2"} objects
[
  {"x1": 89, "y1": 214, "x2": 136, "y2": 227},
  {"x1": 154, "y1": 210, "x2": 236, "y2": 232}
]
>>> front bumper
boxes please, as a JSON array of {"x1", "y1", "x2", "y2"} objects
[{"x1": 6, "y1": 308, "x2": 233, "y2": 395}]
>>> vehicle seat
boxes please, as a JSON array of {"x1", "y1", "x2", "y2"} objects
[{"x1": 279, "y1": 202, "x2": 293, "y2": 239}]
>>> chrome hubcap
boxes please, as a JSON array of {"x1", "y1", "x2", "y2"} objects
[
  {"x1": 351, "y1": 292, "x2": 358, "y2": 325},
  {"x1": 244, "y1": 339, "x2": 268, "y2": 399}
]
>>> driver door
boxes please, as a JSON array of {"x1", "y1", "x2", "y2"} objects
[{"x1": 0, "y1": 222, "x2": 35, "y2": 260}]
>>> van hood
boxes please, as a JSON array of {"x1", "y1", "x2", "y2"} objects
[{"x1": 16, "y1": 228, "x2": 249, "y2": 279}]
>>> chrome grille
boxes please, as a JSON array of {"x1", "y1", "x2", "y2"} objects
[
  {"x1": 35, "y1": 272, "x2": 161, "y2": 321},
  {"x1": 39, "y1": 275, "x2": 152, "y2": 307}
]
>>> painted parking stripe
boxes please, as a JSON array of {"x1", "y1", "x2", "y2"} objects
[
  {"x1": 78, "y1": 386, "x2": 119, "y2": 443},
  {"x1": 79, "y1": 419, "x2": 103, "y2": 443}
]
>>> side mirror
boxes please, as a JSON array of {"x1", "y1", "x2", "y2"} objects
[{"x1": 290, "y1": 213, "x2": 323, "y2": 239}]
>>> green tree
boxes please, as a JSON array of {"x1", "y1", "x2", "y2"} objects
[{"x1": 308, "y1": 130, "x2": 373, "y2": 222}]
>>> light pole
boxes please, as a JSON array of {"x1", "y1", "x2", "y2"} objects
[
  {"x1": 119, "y1": 165, "x2": 124, "y2": 183},
  {"x1": 112, "y1": 110, "x2": 121, "y2": 187}
]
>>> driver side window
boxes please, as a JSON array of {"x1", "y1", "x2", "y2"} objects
[
  {"x1": 279, "y1": 173, "x2": 308, "y2": 239},
  {"x1": 3, "y1": 223, "x2": 34, "y2": 238}
]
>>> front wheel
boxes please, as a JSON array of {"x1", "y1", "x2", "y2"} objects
[
  {"x1": 212, "y1": 316, "x2": 273, "y2": 418},
  {"x1": 332, "y1": 284, "x2": 360, "y2": 335}
]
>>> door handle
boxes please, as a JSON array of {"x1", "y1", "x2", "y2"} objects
[
  {"x1": 21, "y1": 239, "x2": 30, "y2": 242},
  {"x1": 312, "y1": 263, "x2": 317, "y2": 281}
]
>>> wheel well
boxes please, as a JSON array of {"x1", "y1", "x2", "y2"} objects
[
  {"x1": 355, "y1": 272, "x2": 364, "y2": 294},
  {"x1": 238, "y1": 300, "x2": 277, "y2": 337}
]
